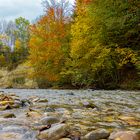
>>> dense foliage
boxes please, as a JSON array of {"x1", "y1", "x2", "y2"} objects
[
  {"x1": 0, "y1": 17, "x2": 30, "y2": 69},
  {"x1": 0, "y1": 0, "x2": 140, "y2": 89},
  {"x1": 29, "y1": 0, "x2": 71, "y2": 87},
  {"x1": 65, "y1": 0, "x2": 140, "y2": 89}
]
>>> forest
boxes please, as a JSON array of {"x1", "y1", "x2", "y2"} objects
[{"x1": 0, "y1": 0, "x2": 140, "y2": 89}]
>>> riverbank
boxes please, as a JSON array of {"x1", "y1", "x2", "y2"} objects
[
  {"x1": 0, "y1": 89, "x2": 139, "y2": 140},
  {"x1": 1, "y1": 63, "x2": 140, "y2": 90},
  {"x1": 0, "y1": 64, "x2": 37, "y2": 89}
]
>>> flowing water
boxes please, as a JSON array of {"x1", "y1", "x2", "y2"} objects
[{"x1": 0, "y1": 89, "x2": 139, "y2": 140}]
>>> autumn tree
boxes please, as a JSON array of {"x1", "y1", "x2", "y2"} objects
[
  {"x1": 29, "y1": 0, "x2": 70, "y2": 87},
  {"x1": 65, "y1": 0, "x2": 139, "y2": 88},
  {"x1": 88, "y1": 0, "x2": 139, "y2": 88}
]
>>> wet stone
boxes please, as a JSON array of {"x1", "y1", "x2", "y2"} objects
[
  {"x1": 66, "y1": 92, "x2": 75, "y2": 96},
  {"x1": 83, "y1": 129, "x2": 110, "y2": 140},
  {"x1": 45, "y1": 107, "x2": 55, "y2": 112},
  {"x1": 82, "y1": 101, "x2": 97, "y2": 109},
  {"x1": 109, "y1": 131, "x2": 139, "y2": 140},
  {"x1": 0, "y1": 90, "x2": 139, "y2": 140},
  {"x1": 40, "y1": 116, "x2": 60, "y2": 125},
  {"x1": 38, "y1": 124, "x2": 69, "y2": 140},
  {"x1": 59, "y1": 138, "x2": 71, "y2": 140},
  {"x1": 0, "y1": 132, "x2": 23, "y2": 140},
  {"x1": 2, "y1": 126, "x2": 28, "y2": 134},
  {"x1": 2, "y1": 113, "x2": 16, "y2": 118},
  {"x1": 38, "y1": 98, "x2": 48, "y2": 103}
]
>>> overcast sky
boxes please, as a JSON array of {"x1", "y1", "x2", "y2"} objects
[{"x1": 0, "y1": 0, "x2": 74, "y2": 22}]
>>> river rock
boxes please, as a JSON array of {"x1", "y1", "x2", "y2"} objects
[
  {"x1": 0, "y1": 132, "x2": 23, "y2": 140},
  {"x1": 109, "y1": 131, "x2": 139, "y2": 140},
  {"x1": 83, "y1": 129, "x2": 110, "y2": 140},
  {"x1": 32, "y1": 123, "x2": 51, "y2": 131},
  {"x1": 9, "y1": 95, "x2": 20, "y2": 101},
  {"x1": 0, "y1": 94, "x2": 12, "y2": 101},
  {"x1": 26, "y1": 111, "x2": 42, "y2": 119},
  {"x1": 66, "y1": 92, "x2": 75, "y2": 96},
  {"x1": 0, "y1": 101, "x2": 14, "y2": 106},
  {"x1": 0, "y1": 93, "x2": 22, "y2": 110},
  {"x1": 2, "y1": 126, "x2": 28, "y2": 134},
  {"x1": 0, "y1": 105, "x2": 12, "y2": 110},
  {"x1": 8, "y1": 93, "x2": 17, "y2": 96},
  {"x1": 59, "y1": 138, "x2": 71, "y2": 140},
  {"x1": 21, "y1": 99, "x2": 31, "y2": 106},
  {"x1": 45, "y1": 107, "x2": 55, "y2": 112},
  {"x1": 40, "y1": 116, "x2": 60, "y2": 125},
  {"x1": 82, "y1": 101, "x2": 97, "y2": 109},
  {"x1": 11, "y1": 104, "x2": 21, "y2": 109},
  {"x1": 118, "y1": 116, "x2": 140, "y2": 126},
  {"x1": 28, "y1": 96, "x2": 40, "y2": 103},
  {"x1": 38, "y1": 98, "x2": 48, "y2": 103},
  {"x1": 38, "y1": 124, "x2": 69, "y2": 140},
  {"x1": 70, "y1": 126, "x2": 81, "y2": 140},
  {"x1": 2, "y1": 113, "x2": 16, "y2": 118}
]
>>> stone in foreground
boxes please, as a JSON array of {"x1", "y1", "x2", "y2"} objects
[
  {"x1": 109, "y1": 131, "x2": 139, "y2": 140},
  {"x1": 38, "y1": 124, "x2": 69, "y2": 140},
  {"x1": 40, "y1": 116, "x2": 60, "y2": 125},
  {"x1": 0, "y1": 132, "x2": 23, "y2": 140},
  {"x1": 83, "y1": 129, "x2": 110, "y2": 140}
]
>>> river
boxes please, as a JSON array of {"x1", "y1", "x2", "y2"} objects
[{"x1": 0, "y1": 89, "x2": 139, "y2": 140}]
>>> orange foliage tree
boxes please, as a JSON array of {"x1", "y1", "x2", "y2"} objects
[{"x1": 29, "y1": 0, "x2": 70, "y2": 87}]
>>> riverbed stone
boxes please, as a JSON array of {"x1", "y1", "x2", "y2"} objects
[
  {"x1": 118, "y1": 116, "x2": 140, "y2": 126},
  {"x1": 81, "y1": 101, "x2": 97, "y2": 109},
  {"x1": 8, "y1": 93, "x2": 17, "y2": 96},
  {"x1": 21, "y1": 99, "x2": 31, "y2": 106},
  {"x1": 0, "y1": 90, "x2": 139, "y2": 140},
  {"x1": 83, "y1": 129, "x2": 110, "y2": 140},
  {"x1": 0, "y1": 105, "x2": 12, "y2": 110},
  {"x1": 26, "y1": 111, "x2": 42, "y2": 119},
  {"x1": 2, "y1": 126, "x2": 28, "y2": 134},
  {"x1": 40, "y1": 116, "x2": 60, "y2": 125},
  {"x1": 109, "y1": 131, "x2": 139, "y2": 140},
  {"x1": 0, "y1": 132, "x2": 23, "y2": 140},
  {"x1": 59, "y1": 138, "x2": 71, "y2": 140},
  {"x1": 45, "y1": 107, "x2": 55, "y2": 112},
  {"x1": 0, "y1": 101, "x2": 14, "y2": 106},
  {"x1": 66, "y1": 92, "x2": 75, "y2": 96},
  {"x1": 38, "y1": 124, "x2": 69, "y2": 140},
  {"x1": 0, "y1": 94, "x2": 23, "y2": 110},
  {"x1": 2, "y1": 113, "x2": 16, "y2": 118},
  {"x1": 38, "y1": 98, "x2": 48, "y2": 103}
]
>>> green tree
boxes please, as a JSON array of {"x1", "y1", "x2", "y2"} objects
[
  {"x1": 89, "y1": 0, "x2": 140, "y2": 50},
  {"x1": 13, "y1": 17, "x2": 30, "y2": 63},
  {"x1": 15, "y1": 17, "x2": 30, "y2": 45},
  {"x1": 66, "y1": 0, "x2": 139, "y2": 88}
]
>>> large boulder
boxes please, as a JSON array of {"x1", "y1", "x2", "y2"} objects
[
  {"x1": 109, "y1": 131, "x2": 139, "y2": 140},
  {"x1": 0, "y1": 132, "x2": 23, "y2": 140},
  {"x1": 83, "y1": 129, "x2": 110, "y2": 140},
  {"x1": 0, "y1": 126, "x2": 37, "y2": 140},
  {"x1": 0, "y1": 93, "x2": 22, "y2": 110},
  {"x1": 2, "y1": 126, "x2": 28, "y2": 134},
  {"x1": 2, "y1": 113, "x2": 16, "y2": 118},
  {"x1": 38, "y1": 124, "x2": 69, "y2": 140}
]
